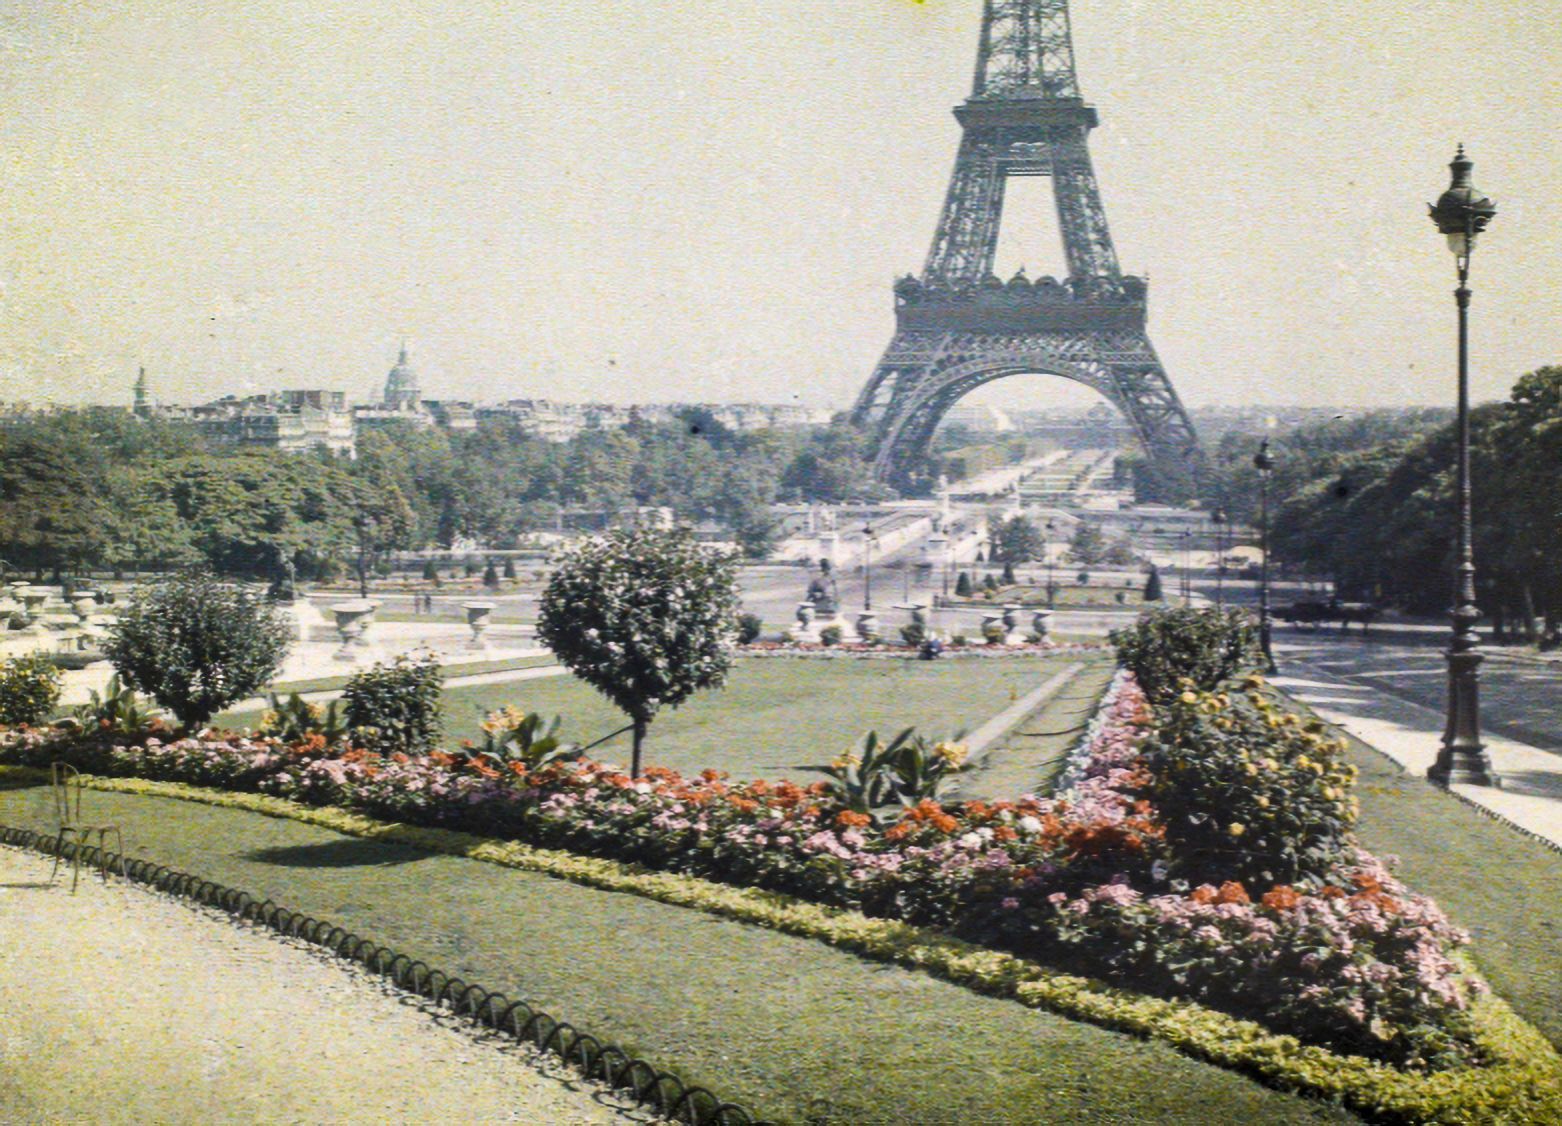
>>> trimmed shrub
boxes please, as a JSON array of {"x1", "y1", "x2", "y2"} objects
[
  {"x1": 483, "y1": 559, "x2": 500, "y2": 587},
  {"x1": 502, "y1": 558, "x2": 517, "y2": 580},
  {"x1": 0, "y1": 654, "x2": 61, "y2": 726},
  {"x1": 736, "y1": 612, "x2": 764, "y2": 644},
  {"x1": 105, "y1": 571, "x2": 292, "y2": 728},
  {"x1": 1110, "y1": 606, "x2": 1257, "y2": 705},
  {"x1": 955, "y1": 572, "x2": 973, "y2": 597},
  {"x1": 819, "y1": 624, "x2": 843, "y2": 647},
  {"x1": 900, "y1": 621, "x2": 927, "y2": 647},
  {"x1": 1135, "y1": 678, "x2": 1357, "y2": 887},
  {"x1": 341, "y1": 654, "x2": 444, "y2": 755},
  {"x1": 535, "y1": 525, "x2": 739, "y2": 776},
  {"x1": 421, "y1": 560, "x2": 439, "y2": 581}
]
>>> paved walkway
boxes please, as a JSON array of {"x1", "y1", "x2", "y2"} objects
[
  {"x1": 228, "y1": 660, "x2": 567, "y2": 715},
  {"x1": 1273, "y1": 651, "x2": 1562, "y2": 851},
  {"x1": 0, "y1": 847, "x2": 640, "y2": 1125},
  {"x1": 965, "y1": 662, "x2": 1084, "y2": 753}
]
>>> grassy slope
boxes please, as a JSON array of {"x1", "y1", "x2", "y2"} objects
[
  {"x1": 956, "y1": 658, "x2": 1118, "y2": 802},
  {"x1": 1341, "y1": 732, "x2": 1562, "y2": 1049},
  {"x1": 0, "y1": 783, "x2": 1352, "y2": 1125},
  {"x1": 401, "y1": 656, "x2": 1102, "y2": 785}
]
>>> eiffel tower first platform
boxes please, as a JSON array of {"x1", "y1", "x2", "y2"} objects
[{"x1": 851, "y1": 0, "x2": 1201, "y2": 496}]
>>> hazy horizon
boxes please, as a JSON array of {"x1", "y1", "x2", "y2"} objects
[{"x1": 3, "y1": 1, "x2": 1557, "y2": 413}]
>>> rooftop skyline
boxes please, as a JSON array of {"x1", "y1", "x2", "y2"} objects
[{"x1": 3, "y1": 0, "x2": 1558, "y2": 411}]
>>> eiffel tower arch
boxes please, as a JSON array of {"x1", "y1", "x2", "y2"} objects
[{"x1": 851, "y1": 0, "x2": 1201, "y2": 496}]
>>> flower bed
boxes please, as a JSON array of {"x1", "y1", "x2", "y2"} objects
[{"x1": 0, "y1": 673, "x2": 1484, "y2": 1070}]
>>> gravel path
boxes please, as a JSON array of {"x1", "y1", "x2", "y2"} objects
[{"x1": 0, "y1": 847, "x2": 647, "y2": 1125}]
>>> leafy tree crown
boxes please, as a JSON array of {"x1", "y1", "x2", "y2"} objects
[
  {"x1": 535, "y1": 526, "x2": 740, "y2": 724},
  {"x1": 104, "y1": 570, "x2": 292, "y2": 727}
]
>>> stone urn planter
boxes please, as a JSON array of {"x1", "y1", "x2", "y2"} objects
[
  {"x1": 981, "y1": 612, "x2": 1007, "y2": 645},
  {"x1": 855, "y1": 611, "x2": 881, "y2": 642},
  {"x1": 69, "y1": 593, "x2": 98, "y2": 623},
  {"x1": 793, "y1": 602, "x2": 819, "y2": 642},
  {"x1": 1031, "y1": 608, "x2": 1054, "y2": 644},
  {"x1": 1002, "y1": 603, "x2": 1025, "y2": 644},
  {"x1": 463, "y1": 601, "x2": 496, "y2": 651},
  {"x1": 330, "y1": 599, "x2": 379, "y2": 661}
]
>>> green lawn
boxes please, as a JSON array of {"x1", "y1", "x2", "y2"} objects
[
  {"x1": 1337, "y1": 730, "x2": 1562, "y2": 1050},
  {"x1": 0, "y1": 783, "x2": 1354, "y2": 1125},
  {"x1": 428, "y1": 655, "x2": 1105, "y2": 785},
  {"x1": 957, "y1": 658, "x2": 1118, "y2": 801}
]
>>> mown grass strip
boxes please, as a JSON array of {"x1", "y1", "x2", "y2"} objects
[{"x1": 6, "y1": 764, "x2": 1556, "y2": 1124}]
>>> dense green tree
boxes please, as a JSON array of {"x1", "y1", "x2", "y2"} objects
[
  {"x1": 535, "y1": 526, "x2": 739, "y2": 776},
  {"x1": 105, "y1": 571, "x2": 291, "y2": 727},
  {"x1": 991, "y1": 516, "x2": 1045, "y2": 565},
  {"x1": 1066, "y1": 521, "x2": 1107, "y2": 566}
]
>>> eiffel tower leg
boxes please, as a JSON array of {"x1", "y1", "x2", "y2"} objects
[{"x1": 1099, "y1": 332, "x2": 1202, "y2": 500}]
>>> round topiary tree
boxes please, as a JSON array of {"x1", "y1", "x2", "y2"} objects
[
  {"x1": 536, "y1": 526, "x2": 740, "y2": 776},
  {"x1": 955, "y1": 571, "x2": 973, "y2": 598},
  {"x1": 104, "y1": 570, "x2": 292, "y2": 729}
]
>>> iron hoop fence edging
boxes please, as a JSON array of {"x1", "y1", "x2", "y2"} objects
[{"x1": 0, "y1": 823, "x2": 771, "y2": 1126}]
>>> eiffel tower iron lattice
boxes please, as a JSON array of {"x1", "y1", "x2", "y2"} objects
[{"x1": 851, "y1": 0, "x2": 1201, "y2": 495}]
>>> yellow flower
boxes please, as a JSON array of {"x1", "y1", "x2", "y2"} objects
[
  {"x1": 1296, "y1": 754, "x2": 1312, "y2": 770},
  {"x1": 1228, "y1": 822, "x2": 1246, "y2": 837},
  {"x1": 1179, "y1": 690, "x2": 1199, "y2": 705},
  {"x1": 933, "y1": 741, "x2": 969, "y2": 768},
  {"x1": 1244, "y1": 762, "x2": 1259, "y2": 777},
  {"x1": 1321, "y1": 786, "x2": 1338, "y2": 801},
  {"x1": 1255, "y1": 795, "x2": 1270, "y2": 808}
]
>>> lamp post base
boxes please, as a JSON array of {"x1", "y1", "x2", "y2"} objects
[
  {"x1": 1429, "y1": 647, "x2": 1498, "y2": 787},
  {"x1": 1427, "y1": 754, "x2": 1499, "y2": 788}
]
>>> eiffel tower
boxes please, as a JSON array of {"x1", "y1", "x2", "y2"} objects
[{"x1": 851, "y1": 0, "x2": 1200, "y2": 495}]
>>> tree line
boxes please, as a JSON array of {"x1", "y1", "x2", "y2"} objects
[
  {"x1": 1202, "y1": 367, "x2": 1561, "y2": 640},
  {"x1": 0, "y1": 407, "x2": 887, "y2": 578}
]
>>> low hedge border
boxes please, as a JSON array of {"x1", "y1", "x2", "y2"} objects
[
  {"x1": 0, "y1": 814, "x2": 767, "y2": 1126},
  {"x1": 7, "y1": 765, "x2": 1558, "y2": 1124}
]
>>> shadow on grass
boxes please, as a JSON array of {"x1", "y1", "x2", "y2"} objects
[{"x1": 241, "y1": 837, "x2": 430, "y2": 869}]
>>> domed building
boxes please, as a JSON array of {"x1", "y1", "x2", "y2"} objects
[{"x1": 383, "y1": 344, "x2": 421, "y2": 410}]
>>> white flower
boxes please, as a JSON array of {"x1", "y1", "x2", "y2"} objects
[
  {"x1": 1017, "y1": 816, "x2": 1043, "y2": 835},
  {"x1": 958, "y1": 832, "x2": 984, "y2": 850},
  {"x1": 1151, "y1": 859, "x2": 1170, "y2": 882},
  {"x1": 634, "y1": 783, "x2": 651, "y2": 795}
]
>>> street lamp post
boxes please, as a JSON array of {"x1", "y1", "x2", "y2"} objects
[
  {"x1": 1045, "y1": 518, "x2": 1057, "y2": 607},
  {"x1": 862, "y1": 522, "x2": 877, "y2": 612},
  {"x1": 1427, "y1": 146, "x2": 1499, "y2": 787},
  {"x1": 1212, "y1": 508, "x2": 1227, "y2": 609},
  {"x1": 1178, "y1": 530, "x2": 1190, "y2": 604},
  {"x1": 1253, "y1": 441, "x2": 1277, "y2": 674}
]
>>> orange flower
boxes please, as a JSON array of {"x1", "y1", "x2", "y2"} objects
[
  {"x1": 728, "y1": 797, "x2": 759, "y2": 814},
  {"x1": 1214, "y1": 881, "x2": 1250, "y2": 906},
  {"x1": 1260, "y1": 885, "x2": 1302, "y2": 911},
  {"x1": 992, "y1": 825, "x2": 1018, "y2": 843},
  {"x1": 1189, "y1": 884, "x2": 1219, "y2": 905},
  {"x1": 834, "y1": 810, "x2": 872, "y2": 829},
  {"x1": 931, "y1": 813, "x2": 959, "y2": 834},
  {"x1": 884, "y1": 822, "x2": 915, "y2": 842}
]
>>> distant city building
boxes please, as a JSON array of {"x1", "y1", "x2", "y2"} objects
[{"x1": 192, "y1": 389, "x2": 356, "y2": 456}]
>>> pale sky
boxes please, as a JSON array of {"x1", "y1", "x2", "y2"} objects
[{"x1": 2, "y1": 0, "x2": 1558, "y2": 412}]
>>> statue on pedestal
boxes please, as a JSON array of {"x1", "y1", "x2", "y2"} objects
[
  {"x1": 268, "y1": 546, "x2": 297, "y2": 604},
  {"x1": 806, "y1": 558, "x2": 840, "y2": 618}
]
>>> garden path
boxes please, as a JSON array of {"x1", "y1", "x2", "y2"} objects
[{"x1": 0, "y1": 846, "x2": 642, "y2": 1125}]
